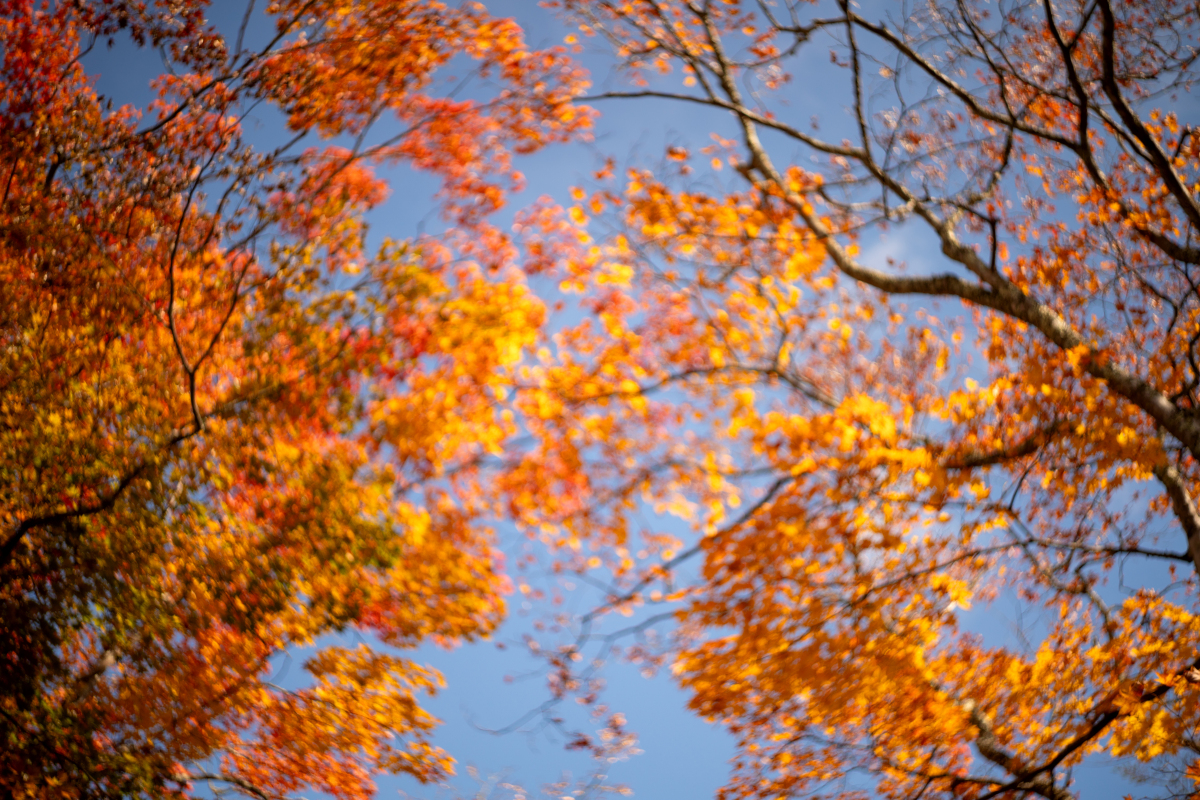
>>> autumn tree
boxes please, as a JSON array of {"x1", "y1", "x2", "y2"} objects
[
  {"x1": 495, "y1": 1, "x2": 1200, "y2": 798},
  {"x1": 0, "y1": 1, "x2": 589, "y2": 798}
]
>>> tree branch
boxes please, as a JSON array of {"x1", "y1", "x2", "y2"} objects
[{"x1": 1153, "y1": 461, "x2": 1200, "y2": 576}]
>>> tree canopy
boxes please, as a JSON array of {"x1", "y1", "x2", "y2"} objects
[
  {"x1": 0, "y1": 1, "x2": 587, "y2": 797},
  {"x1": 498, "y1": 1, "x2": 1200, "y2": 799},
  {"x1": 5, "y1": 1, "x2": 1200, "y2": 800}
]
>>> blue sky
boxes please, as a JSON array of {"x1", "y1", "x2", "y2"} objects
[
  {"x1": 78, "y1": 1, "x2": 1185, "y2": 798},
  {"x1": 353, "y1": 2, "x2": 1183, "y2": 793},
  {"x1": 80, "y1": 3, "x2": 748, "y2": 798}
]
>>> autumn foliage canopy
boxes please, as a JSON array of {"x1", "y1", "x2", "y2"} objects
[
  {"x1": 0, "y1": 0, "x2": 587, "y2": 796},
  {"x1": 5, "y1": 1, "x2": 1200, "y2": 800}
]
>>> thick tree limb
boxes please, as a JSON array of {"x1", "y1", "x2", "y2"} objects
[
  {"x1": 0, "y1": 464, "x2": 150, "y2": 574},
  {"x1": 1096, "y1": 0, "x2": 1200, "y2": 234},
  {"x1": 1153, "y1": 462, "x2": 1200, "y2": 574},
  {"x1": 185, "y1": 772, "x2": 276, "y2": 800},
  {"x1": 943, "y1": 420, "x2": 1069, "y2": 469},
  {"x1": 964, "y1": 701, "x2": 1074, "y2": 800}
]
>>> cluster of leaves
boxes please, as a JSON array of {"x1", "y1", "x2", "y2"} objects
[
  {"x1": 489, "y1": 1, "x2": 1200, "y2": 799},
  {"x1": 0, "y1": 1, "x2": 589, "y2": 798}
]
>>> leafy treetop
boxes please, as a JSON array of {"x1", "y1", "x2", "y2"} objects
[{"x1": 0, "y1": 1, "x2": 589, "y2": 798}]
